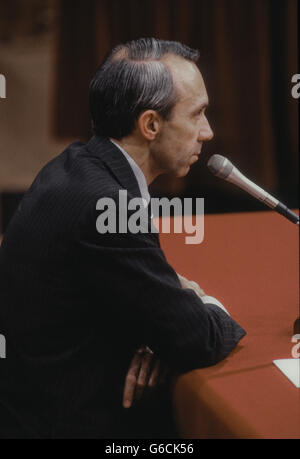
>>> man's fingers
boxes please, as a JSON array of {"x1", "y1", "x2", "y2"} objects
[
  {"x1": 177, "y1": 273, "x2": 189, "y2": 288},
  {"x1": 122, "y1": 347, "x2": 168, "y2": 409},
  {"x1": 178, "y1": 273, "x2": 205, "y2": 297},
  {"x1": 189, "y1": 280, "x2": 205, "y2": 297},
  {"x1": 135, "y1": 351, "x2": 153, "y2": 400},
  {"x1": 148, "y1": 359, "x2": 161, "y2": 387},
  {"x1": 122, "y1": 353, "x2": 141, "y2": 408}
]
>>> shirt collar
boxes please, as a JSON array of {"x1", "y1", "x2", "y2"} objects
[{"x1": 110, "y1": 139, "x2": 150, "y2": 205}]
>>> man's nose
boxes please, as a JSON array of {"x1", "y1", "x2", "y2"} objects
[{"x1": 198, "y1": 116, "x2": 214, "y2": 142}]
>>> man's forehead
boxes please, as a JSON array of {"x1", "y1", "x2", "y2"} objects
[{"x1": 163, "y1": 54, "x2": 208, "y2": 101}]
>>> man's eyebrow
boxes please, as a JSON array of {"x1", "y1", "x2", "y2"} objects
[{"x1": 192, "y1": 100, "x2": 209, "y2": 113}]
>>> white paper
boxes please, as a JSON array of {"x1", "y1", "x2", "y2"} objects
[{"x1": 273, "y1": 359, "x2": 300, "y2": 388}]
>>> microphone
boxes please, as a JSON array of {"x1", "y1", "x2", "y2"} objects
[{"x1": 207, "y1": 154, "x2": 299, "y2": 225}]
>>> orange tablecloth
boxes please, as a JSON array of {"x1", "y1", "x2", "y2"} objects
[{"x1": 158, "y1": 210, "x2": 299, "y2": 439}]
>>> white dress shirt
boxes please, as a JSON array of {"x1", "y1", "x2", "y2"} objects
[{"x1": 110, "y1": 139, "x2": 150, "y2": 205}]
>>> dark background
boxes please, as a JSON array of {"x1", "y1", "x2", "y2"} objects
[{"x1": 0, "y1": 0, "x2": 298, "y2": 233}]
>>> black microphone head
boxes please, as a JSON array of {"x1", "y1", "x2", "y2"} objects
[{"x1": 207, "y1": 154, "x2": 234, "y2": 179}]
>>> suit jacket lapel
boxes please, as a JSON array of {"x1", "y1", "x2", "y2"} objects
[
  {"x1": 86, "y1": 135, "x2": 158, "y2": 241},
  {"x1": 86, "y1": 135, "x2": 142, "y2": 199}
]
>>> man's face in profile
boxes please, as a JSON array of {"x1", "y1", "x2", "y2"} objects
[{"x1": 150, "y1": 56, "x2": 214, "y2": 178}]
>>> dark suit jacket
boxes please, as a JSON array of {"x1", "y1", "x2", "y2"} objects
[{"x1": 0, "y1": 136, "x2": 245, "y2": 438}]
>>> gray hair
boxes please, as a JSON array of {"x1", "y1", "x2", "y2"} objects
[{"x1": 89, "y1": 38, "x2": 200, "y2": 139}]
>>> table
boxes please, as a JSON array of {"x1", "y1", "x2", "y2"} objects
[{"x1": 157, "y1": 210, "x2": 299, "y2": 439}]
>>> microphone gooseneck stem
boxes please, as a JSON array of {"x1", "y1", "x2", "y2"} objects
[
  {"x1": 275, "y1": 203, "x2": 299, "y2": 225},
  {"x1": 228, "y1": 169, "x2": 299, "y2": 224},
  {"x1": 208, "y1": 155, "x2": 299, "y2": 226}
]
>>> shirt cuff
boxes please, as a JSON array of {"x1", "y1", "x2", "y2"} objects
[{"x1": 201, "y1": 295, "x2": 230, "y2": 315}]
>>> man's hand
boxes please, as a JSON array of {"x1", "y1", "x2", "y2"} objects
[
  {"x1": 177, "y1": 273, "x2": 206, "y2": 298},
  {"x1": 122, "y1": 346, "x2": 168, "y2": 408}
]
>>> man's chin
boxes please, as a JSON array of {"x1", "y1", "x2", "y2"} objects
[
  {"x1": 164, "y1": 164, "x2": 190, "y2": 179},
  {"x1": 175, "y1": 165, "x2": 190, "y2": 178}
]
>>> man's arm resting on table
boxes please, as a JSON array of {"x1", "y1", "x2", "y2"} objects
[{"x1": 78, "y1": 200, "x2": 246, "y2": 374}]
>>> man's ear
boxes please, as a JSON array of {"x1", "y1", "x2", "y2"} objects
[{"x1": 137, "y1": 110, "x2": 161, "y2": 140}]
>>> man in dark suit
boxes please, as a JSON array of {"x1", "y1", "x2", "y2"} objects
[{"x1": 0, "y1": 38, "x2": 245, "y2": 438}]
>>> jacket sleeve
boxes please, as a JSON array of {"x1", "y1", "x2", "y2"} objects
[{"x1": 74, "y1": 199, "x2": 246, "y2": 374}]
